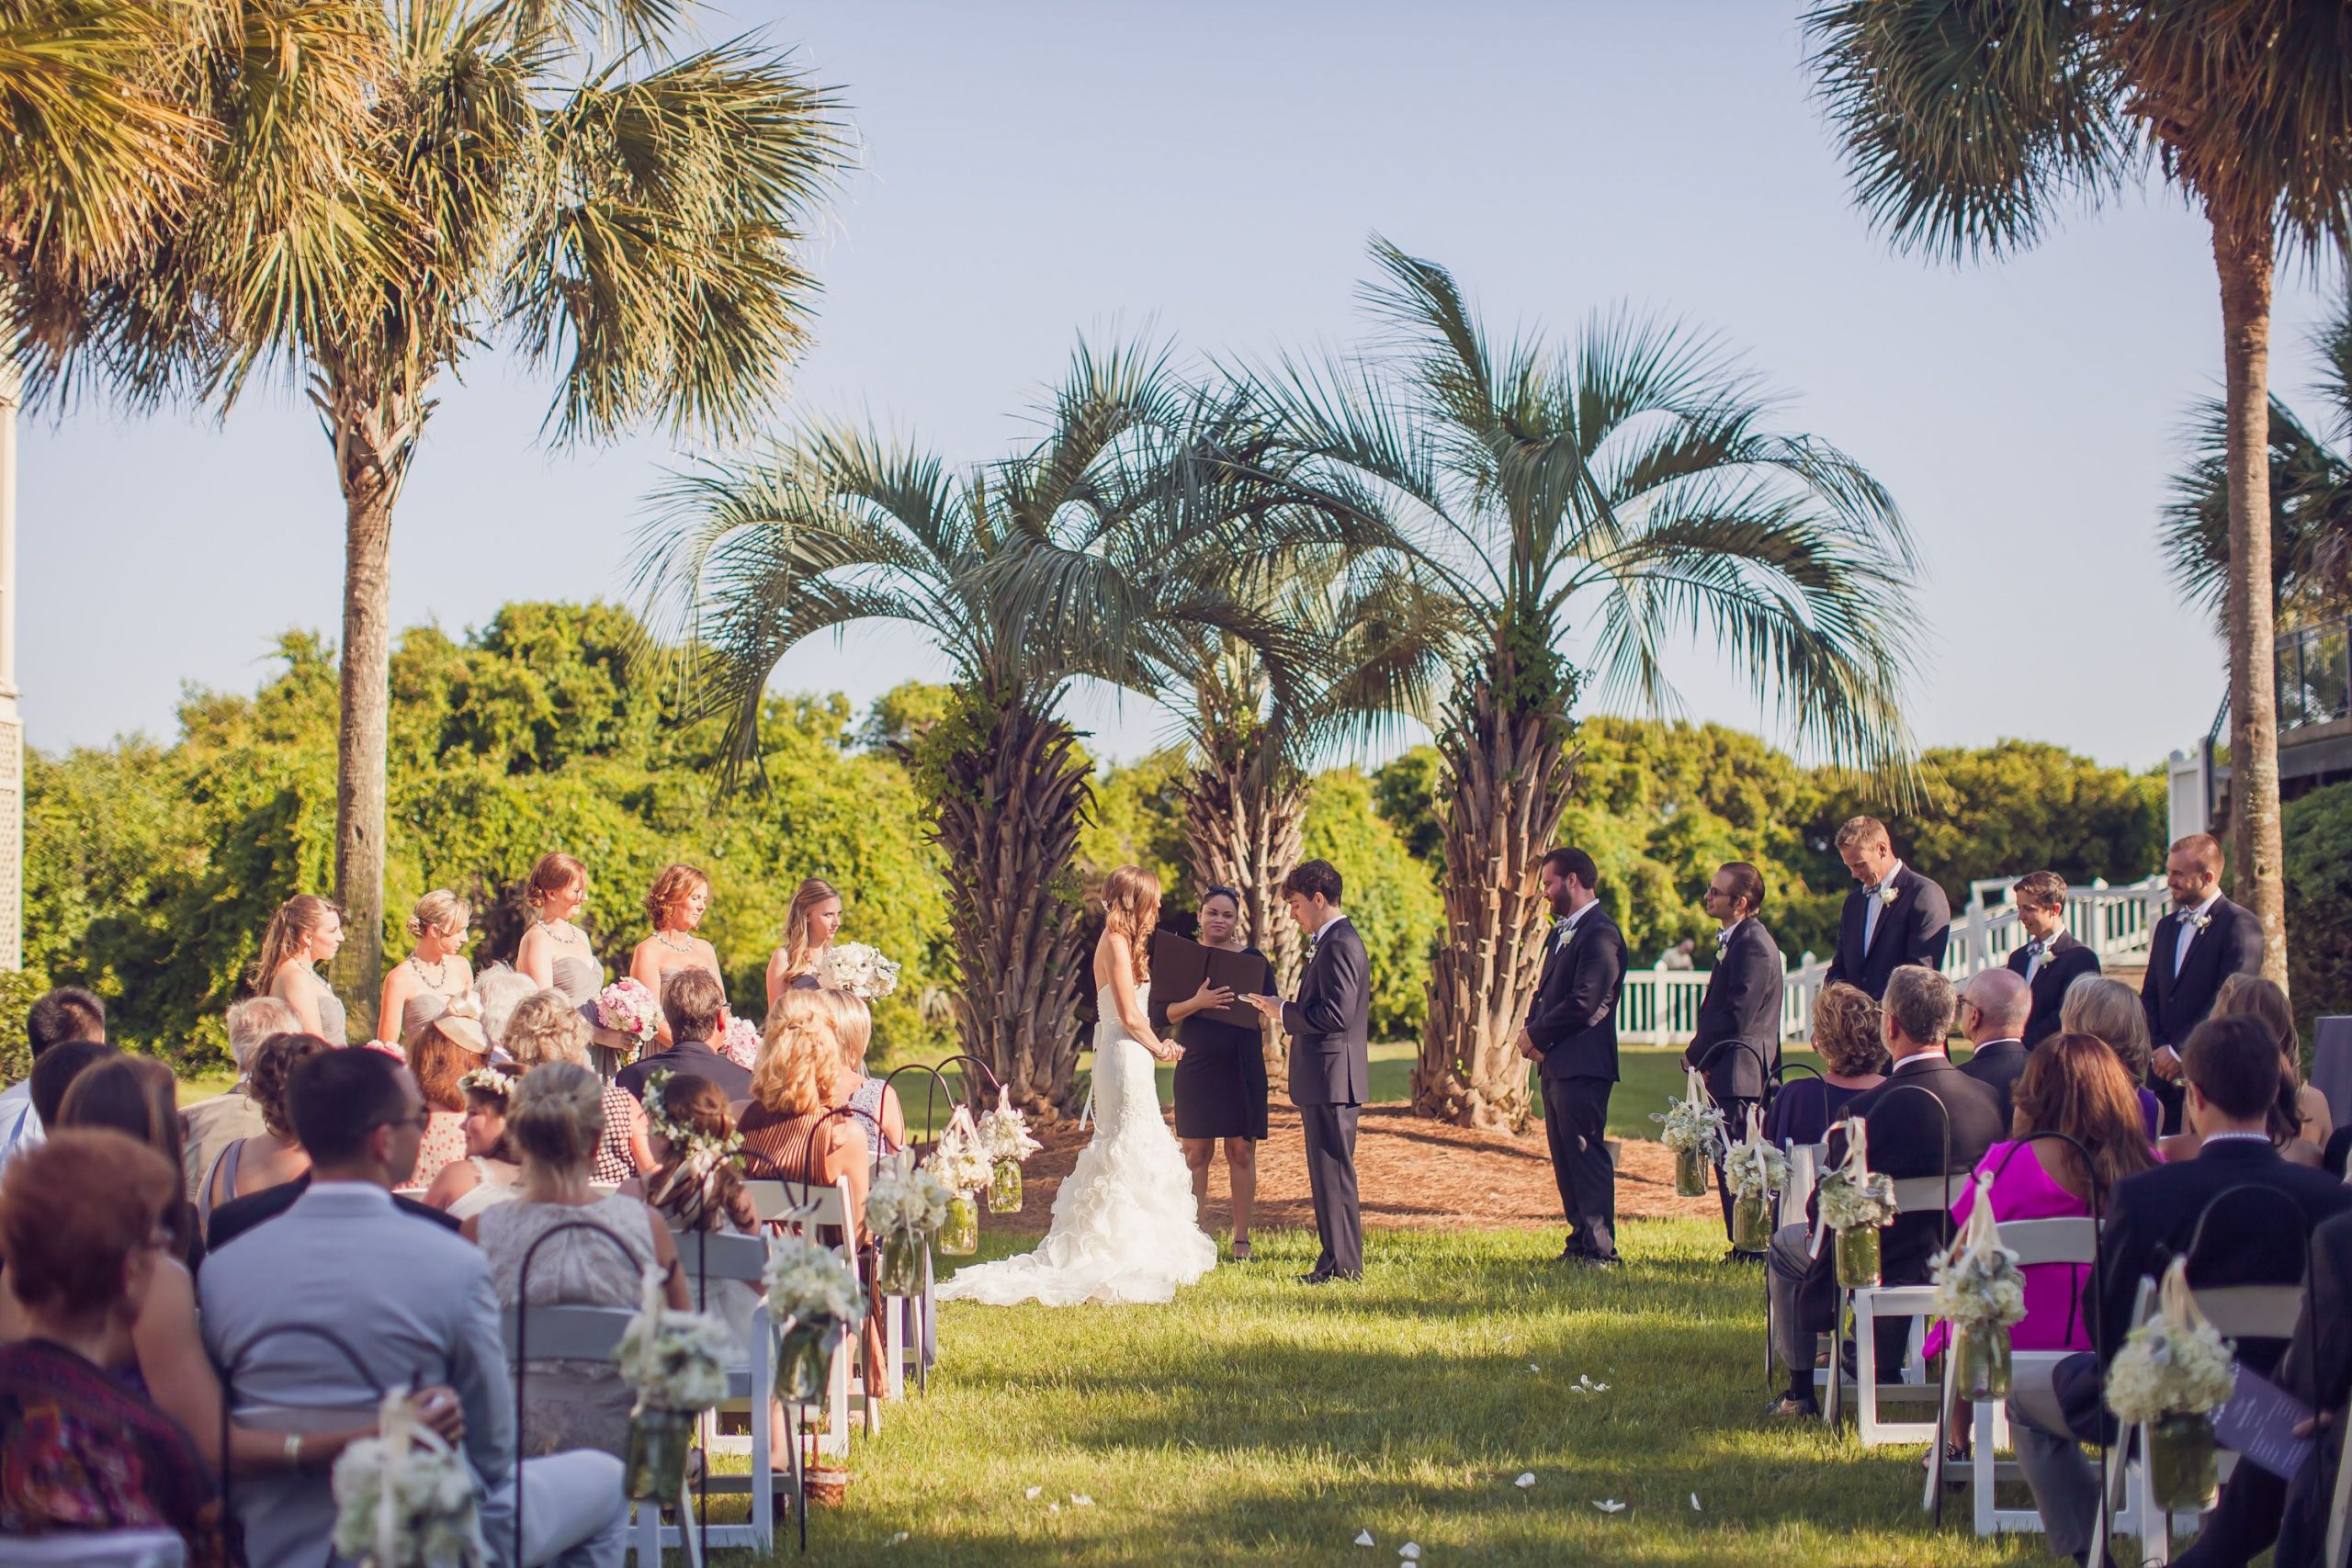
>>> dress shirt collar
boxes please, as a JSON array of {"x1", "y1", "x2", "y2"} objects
[
  {"x1": 1892, "y1": 1049, "x2": 1948, "y2": 1073},
  {"x1": 1868, "y1": 861, "x2": 1905, "y2": 897},
  {"x1": 2180, "y1": 889, "x2": 2222, "y2": 921},
  {"x1": 2196, "y1": 1130, "x2": 2272, "y2": 1149},
  {"x1": 1973, "y1": 1037, "x2": 2025, "y2": 1054},
  {"x1": 290, "y1": 1179, "x2": 399, "y2": 1216}
]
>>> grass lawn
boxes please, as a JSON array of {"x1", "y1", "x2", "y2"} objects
[{"x1": 757, "y1": 1218, "x2": 2041, "y2": 1566}]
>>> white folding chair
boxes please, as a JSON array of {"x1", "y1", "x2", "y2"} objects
[
  {"x1": 1827, "y1": 1172, "x2": 1972, "y2": 1445},
  {"x1": 502, "y1": 1304, "x2": 704, "y2": 1568},
  {"x1": 1780, "y1": 1143, "x2": 1825, "y2": 1231},
  {"x1": 1913, "y1": 1216, "x2": 2098, "y2": 1533},
  {"x1": 0, "y1": 1533, "x2": 187, "y2": 1567},
  {"x1": 744, "y1": 1177, "x2": 877, "y2": 1436},
  {"x1": 668, "y1": 1229, "x2": 781, "y2": 1551}
]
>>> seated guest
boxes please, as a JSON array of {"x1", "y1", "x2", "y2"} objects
[
  {"x1": 475, "y1": 962, "x2": 539, "y2": 1059},
  {"x1": 198, "y1": 1032, "x2": 328, "y2": 1224},
  {"x1": 505, "y1": 988, "x2": 651, "y2": 1186},
  {"x1": 625, "y1": 1071, "x2": 761, "y2": 1348},
  {"x1": 0, "y1": 986, "x2": 107, "y2": 1171},
  {"x1": 201, "y1": 1046, "x2": 630, "y2": 1568},
  {"x1": 182, "y1": 996, "x2": 301, "y2": 1200},
  {"x1": 1928, "y1": 1033, "x2": 2157, "y2": 1368},
  {"x1": 1766, "y1": 964, "x2": 2003, "y2": 1417},
  {"x1": 2276, "y1": 1209, "x2": 2352, "y2": 1566},
  {"x1": 206, "y1": 1059, "x2": 463, "y2": 1252},
  {"x1": 2005, "y1": 871, "x2": 2099, "y2": 1047},
  {"x1": 821, "y1": 987, "x2": 906, "y2": 1171},
  {"x1": 404, "y1": 993, "x2": 493, "y2": 1188},
  {"x1": 422, "y1": 1063, "x2": 522, "y2": 1220},
  {"x1": 2060, "y1": 974, "x2": 2165, "y2": 1142},
  {"x1": 2214, "y1": 972, "x2": 2331, "y2": 1155},
  {"x1": 614, "y1": 966, "x2": 752, "y2": 1103},
  {"x1": 467, "y1": 1062, "x2": 688, "y2": 1460},
  {"x1": 1953, "y1": 967, "x2": 2031, "y2": 1124},
  {"x1": 739, "y1": 987, "x2": 872, "y2": 1227},
  {"x1": 55, "y1": 1055, "x2": 203, "y2": 1271},
  {"x1": 2013, "y1": 1014, "x2": 2352, "y2": 1568},
  {"x1": 0, "y1": 1133, "x2": 233, "y2": 1565},
  {"x1": 1765, "y1": 982, "x2": 1886, "y2": 1149}
]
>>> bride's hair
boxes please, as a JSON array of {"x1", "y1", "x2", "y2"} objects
[{"x1": 1100, "y1": 866, "x2": 1160, "y2": 983}]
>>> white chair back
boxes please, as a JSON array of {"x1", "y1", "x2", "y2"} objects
[
  {"x1": 0, "y1": 1533, "x2": 189, "y2": 1567},
  {"x1": 2188, "y1": 1283, "x2": 2304, "y2": 1342},
  {"x1": 1992, "y1": 1216, "x2": 2098, "y2": 1268},
  {"x1": 1781, "y1": 1143, "x2": 1824, "y2": 1228},
  {"x1": 671, "y1": 1228, "x2": 770, "y2": 1285},
  {"x1": 501, "y1": 1303, "x2": 636, "y2": 1361},
  {"x1": 1888, "y1": 1173, "x2": 1973, "y2": 1215},
  {"x1": 745, "y1": 1177, "x2": 854, "y2": 1233}
]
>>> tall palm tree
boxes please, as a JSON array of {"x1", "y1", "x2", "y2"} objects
[
  {"x1": 38, "y1": 0, "x2": 844, "y2": 1024},
  {"x1": 638, "y1": 345, "x2": 1283, "y2": 1114},
  {"x1": 1264, "y1": 240, "x2": 1918, "y2": 1129},
  {"x1": 1804, "y1": 0, "x2": 2352, "y2": 987},
  {"x1": 2164, "y1": 289, "x2": 2352, "y2": 629}
]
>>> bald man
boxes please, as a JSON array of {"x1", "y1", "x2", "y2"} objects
[{"x1": 1955, "y1": 967, "x2": 2032, "y2": 1125}]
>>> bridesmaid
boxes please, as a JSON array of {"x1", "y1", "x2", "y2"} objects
[
  {"x1": 250, "y1": 895, "x2": 350, "y2": 1044},
  {"x1": 763, "y1": 877, "x2": 842, "y2": 1005},
  {"x1": 516, "y1": 852, "x2": 603, "y2": 1008},
  {"x1": 1152, "y1": 884, "x2": 1273, "y2": 1261},
  {"x1": 379, "y1": 890, "x2": 475, "y2": 1052},
  {"x1": 628, "y1": 863, "x2": 721, "y2": 1048}
]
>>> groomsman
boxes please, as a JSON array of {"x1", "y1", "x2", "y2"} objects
[
  {"x1": 1515, "y1": 848, "x2": 1627, "y2": 1266},
  {"x1": 2139, "y1": 832, "x2": 2263, "y2": 1134},
  {"x1": 1822, "y1": 816, "x2": 1950, "y2": 1000},
  {"x1": 2003, "y1": 870, "x2": 2099, "y2": 1047},
  {"x1": 1682, "y1": 862, "x2": 1782, "y2": 1247},
  {"x1": 1248, "y1": 859, "x2": 1369, "y2": 1284}
]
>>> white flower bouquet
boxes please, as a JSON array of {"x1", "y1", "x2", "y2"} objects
[
  {"x1": 331, "y1": 1387, "x2": 487, "y2": 1568},
  {"x1": 978, "y1": 1085, "x2": 1041, "y2": 1163},
  {"x1": 596, "y1": 977, "x2": 661, "y2": 1047},
  {"x1": 817, "y1": 942, "x2": 900, "y2": 1000},
  {"x1": 924, "y1": 1116, "x2": 993, "y2": 1197},
  {"x1": 718, "y1": 1015, "x2": 762, "y2": 1069},
  {"x1": 1651, "y1": 1072, "x2": 1727, "y2": 1160},
  {"x1": 1814, "y1": 1163, "x2": 1897, "y2": 1231},
  {"x1": 612, "y1": 1273, "x2": 734, "y2": 1416},
  {"x1": 763, "y1": 1233, "x2": 866, "y2": 1329},
  {"x1": 1724, "y1": 1134, "x2": 1789, "y2": 1202},
  {"x1": 2107, "y1": 1260, "x2": 2237, "y2": 1425},
  {"x1": 868, "y1": 1150, "x2": 955, "y2": 1292},
  {"x1": 1928, "y1": 1178, "x2": 2028, "y2": 1329}
]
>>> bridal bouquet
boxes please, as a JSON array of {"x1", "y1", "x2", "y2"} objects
[
  {"x1": 1651, "y1": 1067, "x2": 1727, "y2": 1196},
  {"x1": 612, "y1": 1268, "x2": 735, "y2": 1500},
  {"x1": 763, "y1": 1233, "x2": 865, "y2": 1402},
  {"x1": 977, "y1": 1086, "x2": 1040, "y2": 1213},
  {"x1": 818, "y1": 942, "x2": 900, "y2": 1000},
  {"x1": 1928, "y1": 1175, "x2": 2029, "y2": 1398},
  {"x1": 331, "y1": 1386, "x2": 487, "y2": 1568},
  {"x1": 596, "y1": 978, "x2": 660, "y2": 1048},
  {"x1": 1721, "y1": 1109, "x2": 1788, "y2": 1252},
  {"x1": 717, "y1": 1014, "x2": 762, "y2": 1069},
  {"x1": 2107, "y1": 1258, "x2": 2237, "y2": 1508},
  {"x1": 867, "y1": 1151, "x2": 953, "y2": 1296}
]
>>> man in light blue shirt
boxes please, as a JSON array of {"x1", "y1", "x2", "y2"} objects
[{"x1": 0, "y1": 987, "x2": 107, "y2": 1172}]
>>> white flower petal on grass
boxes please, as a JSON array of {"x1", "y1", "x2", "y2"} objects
[
  {"x1": 1024, "y1": 1486, "x2": 1042, "y2": 1499},
  {"x1": 1354, "y1": 1529, "x2": 1375, "y2": 1547},
  {"x1": 1048, "y1": 1503, "x2": 1060, "y2": 1515},
  {"x1": 1398, "y1": 1546, "x2": 1421, "y2": 1562},
  {"x1": 1514, "y1": 1472, "x2": 1536, "y2": 1489},
  {"x1": 1528, "y1": 1363, "x2": 1540, "y2": 1372},
  {"x1": 887, "y1": 1532, "x2": 909, "y2": 1546},
  {"x1": 1070, "y1": 1495, "x2": 1094, "y2": 1507},
  {"x1": 1690, "y1": 1494, "x2": 1702, "y2": 1511},
  {"x1": 1593, "y1": 1499, "x2": 1627, "y2": 1514}
]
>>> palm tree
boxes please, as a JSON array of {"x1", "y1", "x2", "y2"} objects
[
  {"x1": 1264, "y1": 240, "x2": 1918, "y2": 1129},
  {"x1": 37, "y1": 0, "x2": 844, "y2": 1025},
  {"x1": 638, "y1": 345, "x2": 1286, "y2": 1114},
  {"x1": 1804, "y1": 0, "x2": 2352, "y2": 987},
  {"x1": 2164, "y1": 289, "x2": 2352, "y2": 629}
]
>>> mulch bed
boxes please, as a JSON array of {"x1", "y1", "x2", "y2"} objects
[{"x1": 987, "y1": 1096, "x2": 1714, "y2": 1237}]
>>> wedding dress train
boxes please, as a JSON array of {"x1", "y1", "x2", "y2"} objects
[{"x1": 936, "y1": 987, "x2": 1216, "y2": 1306}]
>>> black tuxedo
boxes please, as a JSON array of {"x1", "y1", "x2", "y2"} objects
[
  {"x1": 1682, "y1": 917, "x2": 1783, "y2": 1242},
  {"x1": 1956, "y1": 1037, "x2": 2029, "y2": 1128},
  {"x1": 1525, "y1": 905, "x2": 1626, "y2": 1260},
  {"x1": 1280, "y1": 915, "x2": 1371, "y2": 1278},
  {"x1": 1823, "y1": 863, "x2": 1951, "y2": 1001},
  {"x1": 1796, "y1": 1055, "x2": 2004, "y2": 1364},
  {"x1": 2007, "y1": 931, "x2": 2099, "y2": 1048},
  {"x1": 2139, "y1": 896, "x2": 2264, "y2": 1132}
]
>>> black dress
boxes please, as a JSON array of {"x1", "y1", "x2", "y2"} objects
[{"x1": 1154, "y1": 945, "x2": 1274, "y2": 1141}]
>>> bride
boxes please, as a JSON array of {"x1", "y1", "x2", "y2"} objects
[{"x1": 937, "y1": 866, "x2": 1217, "y2": 1306}]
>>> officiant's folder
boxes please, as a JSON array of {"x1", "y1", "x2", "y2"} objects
[{"x1": 1148, "y1": 931, "x2": 1266, "y2": 1030}]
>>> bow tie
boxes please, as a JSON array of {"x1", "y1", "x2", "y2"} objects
[{"x1": 1861, "y1": 883, "x2": 1883, "y2": 897}]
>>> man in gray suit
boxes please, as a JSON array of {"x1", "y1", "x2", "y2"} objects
[
  {"x1": 1248, "y1": 858, "x2": 1370, "y2": 1284},
  {"x1": 202, "y1": 1048, "x2": 628, "y2": 1568}
]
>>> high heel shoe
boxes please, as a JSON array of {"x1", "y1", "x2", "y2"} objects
[{"x1": 1230, "y1": 1241, "x2": 1252, "y2": 1263}]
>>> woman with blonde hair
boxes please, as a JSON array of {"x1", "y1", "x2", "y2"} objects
[
  {"x1": 503, "y1": 988, "x2": 653, "y2": 1185},
  {"x1": 467, "y1": 1061, "x2": 687, "y2": 1458},
  {"x1": 515, "y1": 852, "x2": 603, "y2": 1007},
  {"x1": 250, "y1": 894, "x2": 348, "y2": 1043},
  {"x1": 1765, "y1": 982, "x2": 1887, "y2": 1148},
  {"x1": 2059, "y1": 975, "x2": 2165, "y2": 1142},
  {"x1": 939, "y1": 866, "x2": 1215, "y2": 1307},
  {"x1": 764, "y1": 877, "x2": 843, "y2": 1005},
  {"x1": 378, "y1": 889, "x2": 475, "y2": 1053},
  {"x1": 628, "y1": 863, "x2": 722, "y2": 1048},
  {"x1": 738, "y1": 988, "x2": 871, "y2": 1218},
  {"x1": 820, "y1": 987, "x2": 906, "y2": 1170}
]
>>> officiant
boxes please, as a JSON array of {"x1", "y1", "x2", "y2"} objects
[{"x1": 1149, "y1": 886, "x2": 1276, "y2": 1263}]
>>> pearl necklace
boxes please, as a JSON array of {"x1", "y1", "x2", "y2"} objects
[
  {"x1": 655, "y1": 930, "x2": 694, "y2": 954},
  {"x1": 409, "y1": 953, "x2": 451, "y2": 989},
  {"x1": 546, "y1": 918, "x2": 584, "y2": 944}
]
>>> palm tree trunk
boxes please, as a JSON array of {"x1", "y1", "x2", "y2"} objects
[
  {"x1": 1176, "y1": 741, "x2": 1306, "y2": 1077},
  {"x1": 936, "y1": 693, "x2": 1093, "y2": 1116},
  {"x1": 2211, "y1": 209, "x2": 2288, "y2": 986},
  {"x1": 327, "y1": 395, "x2": 404, "y2": 1038},
  {"x1": 1413, "y1": 648, "x2": 1574, "y2": 1130}
]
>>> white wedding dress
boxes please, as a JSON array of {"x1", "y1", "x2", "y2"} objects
[{"x1": 936, "y1": 987, "x2": 1216, "y2": 1306}]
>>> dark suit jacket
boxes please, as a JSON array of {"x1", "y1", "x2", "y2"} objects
[
  {"x1": 2277, "y1": 1211, "x2": 2352, "y2": 1566},
  {"x1": 614, "y1": 1038, "x2": 753, "y2": 1104},
  {"x1": 207, "y1": 1172, "x2": 462, "y2": 1253},
  {"x1": 1681, "y1": 919, "x2": 1782, "y2": 1101},
  {"x1": 1957, "y1": 1037, "x2": 2029, "y2": 1128},
  {"x1": 1798, "y1": 1056, "x2": 2004, "y2": 1325},
  {"x1": 2080, "y1": 1138, "x2": 2352, "y2": 1376},
  {"x1": 2007, "y1": 933, "x2": 2100, "y2": 1048},
  {"x1": 1824, "y1": 864, "x2": 1951, "y2": 1001},
  {"x1": 1524, "y1": 905, "x2": 1625, "y2": 1082},
  {"x1": 2138, "y1": 896, "x2": 2264, "y2": 1051},
  {"x1": 1282, "y1": 916, "x2": 1369, "y2": 1107}
]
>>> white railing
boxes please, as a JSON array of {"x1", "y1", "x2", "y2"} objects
[{"x1": 1615, "y1": 873, "x2": 2170, "y2": 1047}]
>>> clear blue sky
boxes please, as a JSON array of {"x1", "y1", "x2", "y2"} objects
[{"x1": 21, "y1": 0, "x2": 2341, "y2": 773}]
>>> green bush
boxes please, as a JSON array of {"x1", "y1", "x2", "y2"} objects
[
  {"x1": 0, "y1": 967, "x2": 49, "y2": 1083},
  {"x1": 2286, "y1": 781, "x2": 2352, "y2": 1027},
  {"x1": 1301, "y1": 768, "x2": 1441, "y2": 1042}
]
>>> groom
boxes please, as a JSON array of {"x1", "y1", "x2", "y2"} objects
[{"x1": 1248, "y1": 858, "x2": 1369, "y2": 1284}]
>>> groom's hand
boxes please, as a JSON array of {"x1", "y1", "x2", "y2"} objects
[
  {"x1": 1244, "y1": 993, "x2": 1282, "y2": 1020},
  {"x1": 1513, "y1": 1025, "x2": 1540, "y2": 1062}
]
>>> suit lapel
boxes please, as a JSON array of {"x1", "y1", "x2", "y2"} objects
[{"x1": 1863, "y1": 870, "x2": 1909, "y2": 958}]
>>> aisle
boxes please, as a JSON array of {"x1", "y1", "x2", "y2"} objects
[{"x1": 742, "y1": 1220, "x2": 2045, "y2": 1566}]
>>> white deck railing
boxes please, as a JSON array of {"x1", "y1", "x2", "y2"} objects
[{"x1": 1616, "y1": 873, "x2": 2170, "y2": 1047}]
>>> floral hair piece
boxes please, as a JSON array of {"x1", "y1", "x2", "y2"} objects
[
  {"x1": 458, "y1": 1065, "x2": 516, "y2": 1099},
  {"x1": 640, "y1": 1069, "x2": 745, "y2": 1215}
]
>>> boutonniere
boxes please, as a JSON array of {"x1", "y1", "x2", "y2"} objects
[
  {"x1": 1713, "y1": 929, "x2": 1732, "y2": 956},
  {"x1": 2183, "y1": 908, "x2": 2213, "y2": 933},
  {"x1": 1878, "y1": 881, "x2": 1901, "y2": 908}
]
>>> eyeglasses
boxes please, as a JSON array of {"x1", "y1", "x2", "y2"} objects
[{"x1": 370, "y1": 1105, "x2": 434, "y2": 1134}]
